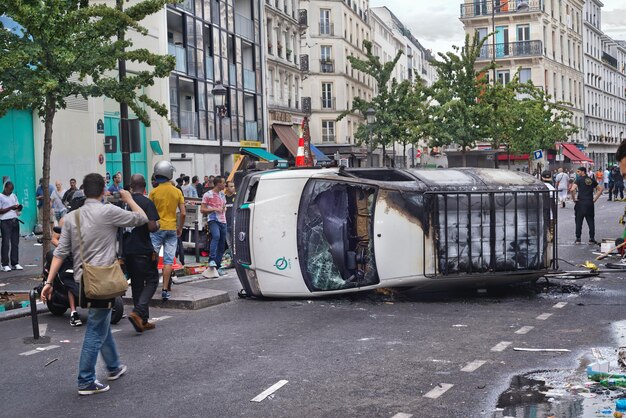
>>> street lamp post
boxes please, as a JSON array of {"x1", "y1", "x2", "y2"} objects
[
  {"x1": 212, "y1": 82, "x2": 228, "y2": 176},
  {"x1": 491, "y1": 1, "x2": 529, "y2": 83},
  {"x1": 365, "y1": 107, "x2": 376, "y2": 167}
]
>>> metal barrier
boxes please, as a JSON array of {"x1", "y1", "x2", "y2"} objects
[
  {"x1": 29, "y1": 289, "x2": 39, "y2": 340},
  {"x1": 424, "y1": 189, "x2": 557, "y2": 278}
]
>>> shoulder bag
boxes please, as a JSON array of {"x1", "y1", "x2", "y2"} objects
[{"x1": 75, "y1": 209, "x2": 128, "y2": 300}]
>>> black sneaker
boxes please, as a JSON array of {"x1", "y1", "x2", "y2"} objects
[
  {"x1": 574, "y1": 240, "x2": 582, "y2": 245},
  {"x1": 589, "y1": 240, "x2": 600, "y2": 245},
  {"x1": 106, "y1": 364, "x2": 127, "y2": 381},
  {"x1": 161, "y1": 290, "x2": 170, "y2": 301},
  {"x1": 70, "y1": 311, "x2": 82, "y2": 327},
  {"x1": 78, "y1": 380, "x2": 110, "y2": 396}
]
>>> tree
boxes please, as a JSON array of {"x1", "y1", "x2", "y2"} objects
[
  {"x1": 0, "y1": 0, "x2": 175, "y2": 256},
  {"x1": 423, "y1": 33, "x2": 492, "y2": 166},
  {"x1": 337, "y1": 39, "x2": 404, "y2": 166}
]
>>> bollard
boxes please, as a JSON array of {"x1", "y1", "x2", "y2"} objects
[
  {"x1": 29, "y1": 290, "x2": 39, "y2": 340},
  {"x1": 194, "y1": 220, "x2": 200, "y2": 263}
]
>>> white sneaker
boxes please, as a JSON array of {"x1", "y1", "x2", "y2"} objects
[
  {"x1": 1, "y1": 265, "x2": 11, "y2": 272},
  {"x1": 12, "y1": 264, "x2": 23, "y2": 270}
]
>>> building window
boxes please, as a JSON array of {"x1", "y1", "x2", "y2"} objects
[
  {"x1": 496, "y1": 70, "x2": 510, "y2": 85},
  {"x1": 320, "y1": 45, "x2": 334, "y2": 72},
  {"x1": 322, "y1": 120, "x2": 336, "y2": 142},
  {"x1": 321, "y1": 82, "x2": 334, "y2": 109},
  {"x1": 519, "y1": 68, "x2": 531, "y2": 84},
  {"x1": 320, "y1": 9, "x2": 332, "y2": 35}
]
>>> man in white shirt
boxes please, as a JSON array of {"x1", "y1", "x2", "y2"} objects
[
  {"x1": 604, "y1": 167, "x2": 610, "y2": 194},
  {"x1": 0, "y1": 181, "x2": 23, "y2": 272},
  {"x1": 51, "y1": 180, "x2": 67, "y2": 222},
  {"x1": 554, "y1": 167, "x2": 569, "y2": 208}
]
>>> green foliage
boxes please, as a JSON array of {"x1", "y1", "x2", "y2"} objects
[
  {"x1": 422, "y1": 33, "x2": 492, "y2": 161},
  {"x1": 0, "y1": 0, "x2": 175, "y2": 125}
]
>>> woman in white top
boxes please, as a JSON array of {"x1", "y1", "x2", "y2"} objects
[{"x1": 51, "y1": 180, "x2": 67, "y2": 222}]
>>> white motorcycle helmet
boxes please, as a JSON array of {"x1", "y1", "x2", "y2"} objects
[{"x1": 153, "y1": 160, "x2": 175, "y2": 180}]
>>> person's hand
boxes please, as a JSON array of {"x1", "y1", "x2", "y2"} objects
[
  {"x1": 40, "y1": 282, "x2": 53, "y2": 303},
  {"x1": 12, "y1": 204, "x2": 19, "y2": 210},
  {"x1": 176, "y1": 227, "x2": 183, "y2": 237},
  {"x1": 119, "y1": 189, "x2": 132, "y2": 203}
]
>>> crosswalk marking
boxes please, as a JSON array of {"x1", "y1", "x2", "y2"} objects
[
  {"x1": 553, "y1": 302, "x2": 568, "y2": 309},
  {"x1": 20, "y1": 345, "x2": 60, "y2": 356},
  {"x1": 251, "y1": 380, "x2": 288, "y2": 402},
  {"x1": 423, "y1": 383, "x2": 454, "y2": 399},
  {"x1": 461, "y1": 360, "x2": 486, "y2": 372},
  {"x1": 536, "y1": 313, "x2": 553, "y2": 320},
  {"x1": 491, "y1": 341, "x2": 512, "y2": 352},
  {"x1": 515, "y1": 326, "x2": 534, "y2": 335}
]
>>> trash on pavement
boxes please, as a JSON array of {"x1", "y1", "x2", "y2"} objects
[
  {"x1": 618, "y1": 347, "x2": 626, "y2": 369},
  {"x1": 617, "y1": 399, "x2": 626, "y2": 411}
]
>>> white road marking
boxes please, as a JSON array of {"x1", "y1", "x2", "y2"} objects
[
  {"x1": 513, "y1": 347, "x2": 570, "y2": 352},
  {"x1": 39, "y1": 324, "x2": 48, "y2": 336},
  {"x1": 19, "y1": 345, "x2": 60, "y2": 356},
  {"x1": 536, "y1": 313, "x2": 553, "y2": 320},
  {"x1": 0, "y1": 283, "x2": 6, "y2": 287},
  {"x1": 491, "y1": 341, "x2": 512, "y2": 352},
  {"x1": 461, "y1": 360, "x2": 486, "y2": 372},
  {"x1": 111, "y1": 328, "x2": 121, "y2": 334},
  {"x1": 515, "y1": 326, "x2": 534, "y2": 335},
  {"x1": 251, "y1": 380, "x2": 288, "y2": 402},
  {"x1": 150, "y1": 315, "x2": 172, "y2": 322},
  {"x1": 391, "y1": 413, "x2": 413, "y2": 418},
  {"x1": 423, "y1": 383, "x2": 454, "y2": 399},
  {"x1": 553, "y1": 302, "x2": 568, "y2": 309}
]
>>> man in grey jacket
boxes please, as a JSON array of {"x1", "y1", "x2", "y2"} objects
[{"x1": 41, "y1": 173, "x2": 148, "y2": 395}]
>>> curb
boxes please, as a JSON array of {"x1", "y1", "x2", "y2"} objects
[
  {"x1": 0, "y1": 303, "x2": 49, "y2": 322},
  {"x1": 122, "y1": 288, "x2": 230, "y2": 310}
]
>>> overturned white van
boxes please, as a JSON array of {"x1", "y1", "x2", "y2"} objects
[{"x1": 232, "y1": 167, "x2": 557, "y2": 298}]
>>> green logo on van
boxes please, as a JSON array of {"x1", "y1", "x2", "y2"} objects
[{"x1": 274, "y1": 257, "x2": 289, "y2": 271}]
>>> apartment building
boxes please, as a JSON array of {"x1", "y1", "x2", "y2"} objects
[
  {"x1": 460, "y1": 0, "x2": 585, "y2": 146},
  {"x1": 167, "y1": 0, "x2": 265, "y2": 176},
  {"x1": 370, "y1": 6, "x2": 437, "y2": 88},
  {"x1": 583, "y1": 0, "x2": 626, "y2": 168},
  {"x1": 299, "y1": 0, "x2": 374, "y2": 167},
  {"x1": 264, "y1": 0, "x2": 308, "y2": 159}
]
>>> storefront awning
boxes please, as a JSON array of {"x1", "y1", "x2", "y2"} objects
[
  {"x1": 560, "y1": 143, "x2": 593, "y2": 164},
  {"x1": 273, "y1": 125, "x2": 299, "y2": 157},
  {"x1": 240, "y1": 147, "x2": 287, "y2": 164},
  {"x1": 310, "y1": 144, "x2": 331, "y2": 162}
]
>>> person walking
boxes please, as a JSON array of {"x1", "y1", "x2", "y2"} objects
[
  {"x1": 62, "y1": 178, "x2": 78, "y2": 207},
  {"x1": 51, "y1": 180, "x2": 67, "y2": 222},
  {"x1": 570, "y1": 166, "x2": 603, "y2": 245},
  {"x1": 224, "y1": 180, "x2": 236, "y2": 256},
  {"x1": 41, "y1": 173, "x2": 148, "y2": 395},
  {"x1": 124, "y1": 174, "x2": 160, "y2": 333},
  {"x1": 554, "y1": 168, "x2": 569, "y2": 208},
  {"x1": 613, "y1": 166, "x2": 625, "y2": 201},
  {"x1": 604, "y1": 167, "x2": 610, "y2": 195},
  {"x1": 0, "y1": 181, "x2": 23, "y2": 272},
  {"x1": 201, "y1": 176, "x2": 228, "y2": 275},
  {"x1": 182, "y1": 175, "x2": 197, "y2": 198},
  {"x1": 149, "y1": 161, "x2": 185, "y2": 301},
  {"x1": 193, "y1": 176, "x2": 203, "y2": 198}
]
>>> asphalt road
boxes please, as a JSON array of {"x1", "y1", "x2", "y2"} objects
[{"x1": 1, "y1": 195, "x2": 626, "y2": 417}]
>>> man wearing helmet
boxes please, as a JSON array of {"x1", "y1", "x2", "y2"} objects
[{"x1": 149, "y1": 161, "x2": 186, "y2": 301}]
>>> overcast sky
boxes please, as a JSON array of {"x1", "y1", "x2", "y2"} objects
[{"x1": 370, "y1": 0, "x2": 626, "y2": 56}]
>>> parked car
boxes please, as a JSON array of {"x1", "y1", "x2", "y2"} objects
[{"x1": 233, "y1": 167, "x2": 557, "y2": 298}]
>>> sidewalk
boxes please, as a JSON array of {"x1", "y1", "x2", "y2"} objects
[{"x1": 0, "y1": 235, "x2": 46, "y2": 293}]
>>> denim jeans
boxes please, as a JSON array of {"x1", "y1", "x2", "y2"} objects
[
  {"x1": 209, "y1": 221, "x2": 227, "y2": 268},
  {"x1": 0, "y1": 218, "x2": 19, "y2": 267},
  {"x1": 126, "y1": 254, "x2": 159, "y2": 322},
  {"x1": 77, "y1": 308, "x2": 120, "y2": 388}
]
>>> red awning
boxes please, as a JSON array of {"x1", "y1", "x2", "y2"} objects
[
  {"x1": 560, "y1": 143, "x2": 593, "y2": 164},
  {"x1": 497, "y1": 154, "x2": 529, "y2": 161}
]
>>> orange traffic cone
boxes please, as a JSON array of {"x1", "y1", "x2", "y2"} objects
[
  {"x1": 156, "y1": 247, "x2": 183, "y2": 270},
  {"x1": 295, "y1": 136, "x2": 306, "y2": 167}
]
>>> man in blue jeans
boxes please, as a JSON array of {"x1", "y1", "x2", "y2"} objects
[
  {"x1": 201, "y1": 176, "x2": 227, "y2": 276},
  {"x1": 41, "y1": 173, "x2": 148, "y2": 395}
]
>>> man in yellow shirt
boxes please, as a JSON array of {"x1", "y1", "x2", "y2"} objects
[{"x1": 149, "y1": 161, "x2": 186, "y2": 301}]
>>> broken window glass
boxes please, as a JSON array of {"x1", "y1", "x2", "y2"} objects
[{"x1": 298, "y1": 180, "x2": 378, "y2": 291}]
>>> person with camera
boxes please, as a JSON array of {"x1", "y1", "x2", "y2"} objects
[
  {"x1": 41, "y1": 173, "x2": 148, "y2": 395},
  {"x1": 0, "y1": 181, "x2": 23, "y2": 272},
  {"x1": 124, "y1": 174, "x2": 160, "y2": 333}
]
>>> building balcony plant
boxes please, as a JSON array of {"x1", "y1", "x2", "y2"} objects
[{"x1": 286, "y1": 48, "x2": 292, "y2": 59}]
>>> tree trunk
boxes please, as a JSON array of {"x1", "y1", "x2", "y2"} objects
[
  {"x1": 402, "y1": 142, "x2": 407, "y2": 168},
  {"x1": 461, "y1": 146, "x2": 467, "y2": 167},
  {"x1": 41, "y1": 99, "x2": 56, "y2": 258}
]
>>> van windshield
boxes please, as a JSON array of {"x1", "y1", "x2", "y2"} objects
[{"x1": 297, "y1": 180, "x2": 379, "y2": 291}]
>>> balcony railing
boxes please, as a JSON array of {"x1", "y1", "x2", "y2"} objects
[
  {"x1": 602, "y1": 52, "x2": 618, "y2": 69},
  {"x1": 168, "y1": 43, "x2": 187, "y2": 73},
  {"x1": 179, "y1": 109, "x2": 199, "y2": 138},
  {"x1": 244, "y1": 121, "x2": 259, "y2": 141},
  {"x1": 321, "y1": 134, "x2": 336, "y2": 143},
  {"x1": 243, "y1": 69, "x2": 256, "y2": 91},
  {"x1": 176, "y1": 0, "x2": 193, "y2": 13},
  {"x1": 460, "y1": 0, "x2": 543, "y2": 18},
  {"x1": 320, "y1": 59, "x2": 334, "y2": 73},
  {"x1": 235, "y1": 13, "x2": 254, "y2": 41},
  {"x1": 321, "y1": 97, "x2": 336, "y2": 110},
  {"x1": 477, "y1": 40, "x2": 543, "y2": 60},
  {"x1": 319, "y1": 22, "x2": 334, "y2": 36}
]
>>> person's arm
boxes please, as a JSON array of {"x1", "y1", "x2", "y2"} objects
[
  {"x1": 593, "y1": 184, "x2": 603, "y2": 203},
  {"x1": 570, "y1": 183, "x2": 578, "y2": 201},
  {"x1": 177, "y1": 200, "x2": 186, "y2": 237},
  {"x1": 146, "y1": 201, "x2": 160, "y2": 233},
  {"x1": 51, "y1": 217, "x2": 64, "y2": 247},
  {"x1": 41, "y1": 256, "x2": 64, "y2": 302},
  {"x1": 107, "y1": 190, "x2": 148, "y2": 227}
]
